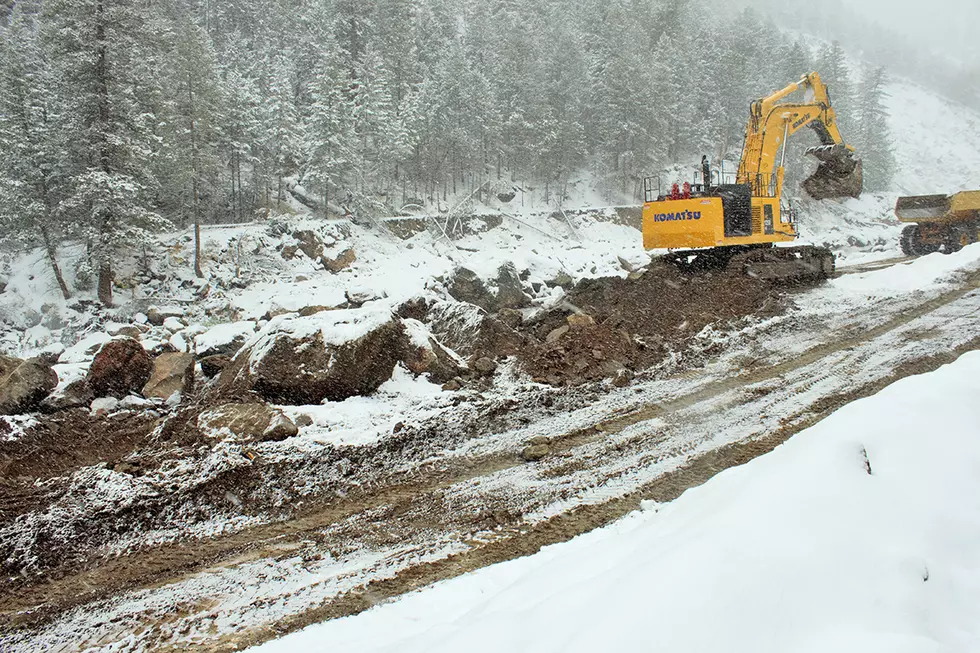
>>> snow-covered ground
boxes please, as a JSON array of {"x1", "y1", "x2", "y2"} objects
[{"x1": 252, "y1": 349, "x2": 980, "y2": 653}]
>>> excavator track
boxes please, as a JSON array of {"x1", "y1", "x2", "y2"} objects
[
  {"x1": 727, "y1": 245, "x2": 836, "y2": 282},
  {"x1": 663, "y1": 245, "x2": 836, "y2": 283}
]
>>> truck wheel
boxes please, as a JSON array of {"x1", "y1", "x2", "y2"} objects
[
  {"x1": 944, "y1": 229, "x2": 965, "y2": 254},
  {"x1": 900, "y1": 225, "x2": 923, "y2": 256}
]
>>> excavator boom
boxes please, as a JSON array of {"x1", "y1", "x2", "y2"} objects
[{"x1": 738, "y1": 72, "x2": 862, "y2": 200}]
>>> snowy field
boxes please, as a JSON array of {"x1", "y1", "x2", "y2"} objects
[{"x1": 252, "y1": 350, "x2": 980, "y2": 653}]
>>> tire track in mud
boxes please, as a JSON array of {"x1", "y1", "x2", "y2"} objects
[
  {"x1": 5, "y1": 266, "x2": 980, "y2": 652},
  {"x1": 835, "y1": 255, "x2": 915, "y2": 277},
  {"x1": 170, "y1": 335, "x2": 980, "y2": 653}
]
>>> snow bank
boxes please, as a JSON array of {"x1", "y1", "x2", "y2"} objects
[
  {"x1": 832, "y1": 242, "x2": 980, "y2": 297},
  {"x1": 252, "y1": 351, "x2": 980, "y2": 653}
]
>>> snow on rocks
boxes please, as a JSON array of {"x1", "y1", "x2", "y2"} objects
[
  {"x1": 59, "y1": 332, "x2": 112, "y2": 365},
  {"x1": 146, "y1": 306, "x2": 185, "y2": 327},
  {"x1": 400, "y1": 318, "x2": 466, "y2": 384},
  {"x1": 0, "y1": 355, "x2": 58, "y2": 415},
  {"x1": 447, "y1": 263, "x2": 531, "y2": 313},
  {"x1": 219, "y1": 306, "x2": 411, "y2": 404},
  {"x1": 194, "y1": 321, "x2": 256, "y2": 358},
  {"x1": 40, "y1": 379, "x2": 94, "y2": 413},
  {"x1": 198, "y1": 403, "x2": 299, "y2": 443},
  {"x1": 425, "y1": 301, "x2": 526, "y2": 360},
  {"x1": 162, "y1": 316, "x2": 185, "y2": 333}
]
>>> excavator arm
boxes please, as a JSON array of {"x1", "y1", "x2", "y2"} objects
[{"x1": 736, "y1": 72, "x2": 862, "y2": 200}]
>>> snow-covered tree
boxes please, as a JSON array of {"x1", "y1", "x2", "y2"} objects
[
  {"x1": 169, "y1": 18, "x2": 225, "y2": 277},
  {"x1": 855, "y1": 66, "x2": 895, "y2": 192},
  {"x1": 0, "y1": 8, "x2": 71, "y2": 298},
  {"x1": 42, "y1": 0, "x2": 168, "y2": 306}
]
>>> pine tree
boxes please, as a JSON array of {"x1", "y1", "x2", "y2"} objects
[
  {"x1": 818, "y1": 40, "x2": 855, "y2": 136},
  {"x1": 306, "y1": 39, "x2": 356, "y2": 215},
  {"x1": 217, "y1": 36, "x2": 263, "y2": 222},
  {"x1": 0, "y1": 8, "x2": 72, "y2": 299},
  {"x1": 43, "y1": 0, "x2": 167, "y2": 306},
  {"x1": 170, "y1": 18, "x2": 225, "y2": 277},
  {"x1": 262, "y1": 48, "x2": 303, "y2": 213},
  {"x1": 856, "y1": 66, "x2": 895, "y2": 192}
]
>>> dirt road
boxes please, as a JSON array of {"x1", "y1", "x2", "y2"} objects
[{"x1": 4, "y1": 257, "x2": 980, "y2": 652}]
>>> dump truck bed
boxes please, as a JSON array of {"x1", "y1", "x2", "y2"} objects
[{"x1": 896, "y1": 191, "x2": 980, "y2": 223}]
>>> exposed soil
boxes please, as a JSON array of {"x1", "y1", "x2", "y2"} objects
[{"x1": 518, "y1": 261, "x2": 785, "y2": 385}]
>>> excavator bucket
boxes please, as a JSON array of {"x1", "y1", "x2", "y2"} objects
[{"x1": 802, "y1": 144, "x2": 863, "y2": 200}]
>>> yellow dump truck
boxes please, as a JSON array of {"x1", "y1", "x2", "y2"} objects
[{"x1": 897, "y1": 191, "x2": 980, "y2": 255}]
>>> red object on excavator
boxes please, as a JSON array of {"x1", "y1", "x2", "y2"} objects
[
  {"x1": 682, "y1": 182, "x2": 691, "y2": 199},
  {"x1": 671, "y1": 183, "x2": 680, "y2": 200}
]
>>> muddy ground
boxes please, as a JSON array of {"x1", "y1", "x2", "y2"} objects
[
  {"x1": 6, "y1": 258, "x2": 977, "y2": 652},
  {"x1": 0, "y1": 263, "x2": 789, "y2": 588}
]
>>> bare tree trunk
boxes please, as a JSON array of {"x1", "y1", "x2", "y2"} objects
[
  {"x1": 193, "y1": 179, "x2": 203, "y2": 278},
  {"x1": 189, "y1": 72, "x2": 204, "y2": 278},
  {"x1": 39, "y1": 224, "x2": 70, "y2": 300},
  {"x1": 97, "y1": 258, "x2": 113, "y2": 307},
  {"x1": 95, "y1": 0, "x2": 113, "y2": 307}
]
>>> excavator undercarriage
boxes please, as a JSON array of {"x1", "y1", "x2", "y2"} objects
[{"x1": 664, "y1": 244, "x2": 836, "y2": 283}]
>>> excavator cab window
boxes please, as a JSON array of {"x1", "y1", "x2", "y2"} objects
[{"x1": 718, "y1": 184, "x2": 753, "y2": 237}]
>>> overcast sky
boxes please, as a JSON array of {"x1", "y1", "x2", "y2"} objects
[{"x1": 850, "y1": 0, "x2": 979, "y2": 64}]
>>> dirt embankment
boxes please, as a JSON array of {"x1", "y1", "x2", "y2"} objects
[{"x1": 516, "y1": 262, "x2": 783, "y2": 385}]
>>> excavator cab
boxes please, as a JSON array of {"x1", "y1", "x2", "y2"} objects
[{"x1": 717, "y1": 184, "x2": 753, "y2": 237}]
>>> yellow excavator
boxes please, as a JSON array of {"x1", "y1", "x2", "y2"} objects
[{"x1": 641, "y1": 72, "x2": 862, "y2": 281}]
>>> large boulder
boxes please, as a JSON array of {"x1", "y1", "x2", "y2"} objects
[
  {"x1": 198, "y1": 403, "x2": 298, "y2": 443},
  {"x1": 292, "y1": 230, "x2": 324, "y2": 260},
  {"x1": 200, "y1": 354, "x2": 232, "y2": 379},
  {"x1": 219, "y1": 307, "x2": 411, "y2": 404},
  {"x1": 194, "y1": 321, "x2": 256, "y2": 358},
  {"x1": 448, "y1": 263, "x2": 530, "y2": 313},
  {"x1": 322, "y1": 248, "x2": 356, "y2": 273},
  {"x1": 426, "y1": 301, "x2": 526, "y2": 360},
  {"x1": 40, "y1": 379, "x2": 94, "y2": 413},
  {"x1": 400, "y1": 319, "x2": 466, "y2": 384},
  {"x1": 142, "y1": 352, "x2": 195, "y2": 400},
  {"x1": 492, "y1": 262, "x2": 531, "y2": 311},
  {"x1": 146, "y1": 306, "x2": 184, "y2": 327},
  {"x1": 0, "y1": 356, "x2": 58, "y2": 414},
  {"x1": 87, "y1": 338, "x2": 153, "y2": 399}
]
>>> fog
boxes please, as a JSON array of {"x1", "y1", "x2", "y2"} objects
[{"x1": 850, "y1": 0, "x2": 979, "y2": 64}]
